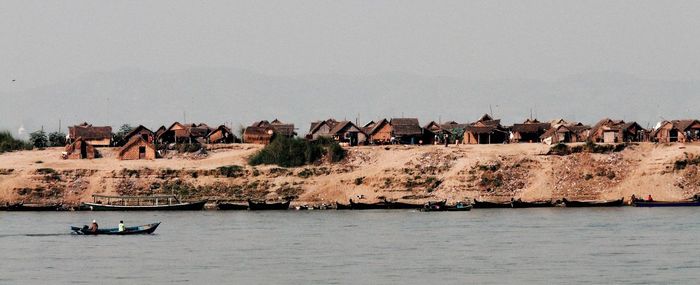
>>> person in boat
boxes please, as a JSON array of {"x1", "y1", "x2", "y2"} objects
[
  {"x1": 647, "y1": 195, "x2": 654, "y2": 202},
  {"x1": 88, "y1": 220, "x2": 98, "y2": 233},
  {"x1": 118, "y1": 221, "x2": 125, "y2": 232}
]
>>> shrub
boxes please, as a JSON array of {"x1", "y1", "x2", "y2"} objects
[
  {"x1": 248, "y1": 136, "x2": 346, "y2": 167},
  {"x1": 354, "y1": 177, "x2": 365, "y2": 185},
  {"x1": 217, "y1": 165, "x2": 244, "y2": 177},
  {"x1": 48, "y1": 131, "x2": 67, "y2": 147},
  {"x1": 29, "y1": 130, "x2": 48, "y2": 148},
  {"x1": 298, "y1": 168, "x2": 313, "y2": 178}
]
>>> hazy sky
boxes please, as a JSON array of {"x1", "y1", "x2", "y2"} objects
[
  {"x1": 2, "y1": 1, "x2": 700, "y2": 135},
  {"x1": 3, "y1": 0, "x2": 700, "y2": 92}
]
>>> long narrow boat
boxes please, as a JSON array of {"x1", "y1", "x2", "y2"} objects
[
  {"x1": 349, "y1": 199, "x2": 387, "y2": 210},
  {"x1": 420, "y1": 201, "x2": 468, "y2": 212},
  {"x1": 216, "y1": 202, "x2": 248, "y2": 210},
  {"x1": 562, "y1": 198, "x2": 625, "y2": 207},
  {"x1": 71, "y1": 222, "x2": 160, "y2": 235},
  {"x1": 4, "y1": 203, "x2": 62, "y2": 211},
  {"x1": 335, "y1": 201, "x2": 352, "y2": 210},
  {"x1": 510, "y1": 199, "x2": 554, "y2": 208},
  {"x1": 81, "y1": 195, "x2": 206, "y2": 211},
  {"x1": 384, "y1": 200, "x2": 425, "y2": 209},
  {"x1": 472, "y1": 199, "x2": 512, "y2": 208},
  {"x1": 632, "y1": 199, "x2": 700, "y2": 207},
  {"x1": 247, "y1": 199, "x2": 291, "y2": 210}
]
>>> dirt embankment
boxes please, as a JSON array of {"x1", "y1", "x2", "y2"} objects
[{"x1": 1, "y1": 143, "x2": 700, "y2": 206}]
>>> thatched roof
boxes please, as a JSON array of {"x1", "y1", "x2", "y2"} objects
[
  {"x1": 511, "y1": 122, "x2": 550, "y2": 134},
  {"x1": 68, "y1": 123, "x2": 112, "y2": 140},
  {"x1": 364, "y1": 119, "x2": 390, "y2": 135},
  {"x1": 390, "y1": 118, "x2": 422, "y2": 136},
  {"x1": 123, "y1": 125, "x2": 153, "y2": 140},
  {"x1": 329, "y1": 121, "x2": 362, "y2": 135}
]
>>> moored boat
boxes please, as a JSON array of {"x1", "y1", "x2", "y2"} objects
[
  {"x1": 71, "y1": 222, "x2": 160, "y2": 235},
  {"x1": 4, "y1": 202, "x2": 63, "y2": 211},
  {"x1": 510, "y1": 198, "x2": 554, "y2": 208},
  {"x1": 335, "y1": 201, "x2": 351, "y2": 210},
  {"x1": 348, "y1": 199, "x2": 386, "y2": 210},
  {"x1": 247, "y1": 199, "x2": 291, "y2": 210},
  {"x1": 81, "y1": 195, "x2": 206, "y2": 211},
  {"x1": 384, "y1": 200, "x2": 424, "y2": 209},
  {"x1": 562, "y1": 198, "x2": 625, "y2": 207},
  {"x1": 446, "y1": 202, "x2": 473, "y2": 211},
  {"x1": 216, "y1": 202, "x2": 248, "y2": 210},
  {"x1": 632, "y1": 197, "x2": 700, "y2": 207},
  {"x1": 472, "y1": 199, "x2": 512, "y2": 208}
]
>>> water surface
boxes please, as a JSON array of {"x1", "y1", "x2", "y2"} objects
[{"x1": 1, "y1": 208, "x2": 699, "y2": 284}]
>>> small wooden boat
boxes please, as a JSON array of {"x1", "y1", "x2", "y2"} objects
[
  {"x1": 4, "y1": 202, "x2": 62, "y2": 211},
  {"x1": 349, "y1": 199, "x2": 387, "y2": 210},
  {"x1": 562, "y1": 198, "x2": 625, "y2": 207},
  {"x1": 216, "y1": 202, "x2": 248, "y2": 210},
  {"x1": 335, "y1": 201, "x2": 351, "y2": 210},
  {"x1": 472, "y1": 199, "x2": 512, "y2": 208},
  {"x1": 71, "y1": 222, "x2": 160, "y2": 235},
  {"x1": 81, "y1": 195, "x2": 206, "y2": 211},
  {"x1": 384, "y1": 200, "x2": 424, "y2": 209},
  {"x1": 632, "y1": 197, "x2": 700, "y2": 207},
  {"x1": 446, "y1": 202, "x2": 473, "y2": 211},
  {"x1": 247, "y1": 199, "x2": 291, "y2": 210},
  {"x1": 510, "y1": 198, "x2": 554, "y2": 208},
  {"x1": 419, "y1": 200, "x2": 449, "y2": 212}
]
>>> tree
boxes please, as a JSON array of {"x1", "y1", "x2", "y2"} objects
[
  {"x1": 29, "y1": 129, "x2": 48, "y2": 148},
  {"x1": 112, "y1": 124, "x2": 133, "y2": 146},
  {"x1": 48, "y1": 131, "x2": 67, "y2": 147}
]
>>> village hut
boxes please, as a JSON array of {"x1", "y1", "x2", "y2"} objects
[
  {"x1": 243, "y1": 119, "x2": 297, "y2": 144},
  {"x1": 63, "y1": 137, "x2": 99, "y2": 159},
  {"x1": 122, "y1": 125, "x2": 154, "y2": 145},
  {"x1": 159, "y1": 122, "x2": 211, "y2": 144},
  {"x1": 306, "y1": 119, "x2": 339, "y2": 140},
  {"x1": 207, "y1": 125, "x2": 237, "y2": 144},
  {"x1": 118, "y1": 136, "x2": 157, "y2": 160},
  {"x1": 68, "y1": 122, "x2": 112, "y2": 147},
  {"x1": 540, "y1": 122, "x2": 591, "y2": 145},
  {"x1": 510, "y1": 119, "x2": 551, "y2": 143},
  {"x1": 651, "y1": 120, "x2": 700, "y2": 143},
  {"x1": 328, "y1": 121, "x2": 367, "y2": 146},
  {"x1": 588, "y1": 118, "x2": 647, "y2": 143},
  {"x1": 390, "y1": 118, "x2": 423, "y2": 144},
  {"x1": 363, "y1": 119, "x2": 392, "y2": 144},
  {"x1": 463, "y1": 114, "x2": 509, "y2": 144}
]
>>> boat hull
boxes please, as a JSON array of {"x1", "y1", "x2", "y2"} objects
[
  {"x1": 563, "y1": 198, "x2": 625, "y2": 207},
  {"x1": 472, "y1": 200, "x2": 512, "y2": 208},
  {"x1": 511, "y1": 199, "x2": 554, "y2": 208},
  {"x1": 81, "y1": 200, "x2": 207, "y2": 211},
  {"x1": 247, "y1": 200, "x2": 291, "y2": 210},
  {"x1": 216, "y1": 202, "x2": 248, "y2": 210},
  {"x1": 633, "y1": 201, "x2": 700, "y2": 207},
  {"x1": 4, "y1": 203, "x2": 62, "y2": 211},
  {"x1": 71, "y1": 222, "x2": 160, "y2": 235}
]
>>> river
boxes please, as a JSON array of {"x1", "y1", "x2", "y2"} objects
[{"x1": 1, "y1": 208, "x2": 699, "y2": 284}]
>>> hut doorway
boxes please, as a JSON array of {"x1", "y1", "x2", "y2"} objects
[
  {"x1": 670, "y1": 130, "x2": 679, "y2": 142},
  {"x1": 80, "y1": 142, "x2": 88, "y2": 159},
  {"x1": 139, "y1": 146, "x2": 146, "y2": 159}
]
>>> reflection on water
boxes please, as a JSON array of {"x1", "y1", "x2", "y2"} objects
[{"x1": 1, "y1": 208, "x2": 700, "y2": 284}]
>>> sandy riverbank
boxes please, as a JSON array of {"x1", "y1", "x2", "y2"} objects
[{"x1": 1, "y1": 142, "x2": 699, "y2": 206}]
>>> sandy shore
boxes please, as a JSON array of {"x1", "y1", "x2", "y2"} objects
[{"x1": 1, "y1": 142, "x2": 699, "y2": 205}]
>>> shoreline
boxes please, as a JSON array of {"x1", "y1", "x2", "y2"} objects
[{"x1": 1, "y1": 142, "x2": 700, "y2": 207}]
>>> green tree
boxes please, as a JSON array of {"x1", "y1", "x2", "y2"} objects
[
  {"x1": 29, "y1": 129, "x2": 48, "y2": 148},
  {"x1": 0, "y1": 131, "x2": 32, "y2": 153},
  {"x1": 112, "y1": 124, "x2": 133, "y2": 146},
  {"x1": 48, "y1": 131, "x2": 67, "y2": 147}
]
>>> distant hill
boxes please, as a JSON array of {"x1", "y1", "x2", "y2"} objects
[{"x1": 2, "y1": 68, "x2": 698, "y2": 137}]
